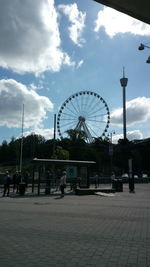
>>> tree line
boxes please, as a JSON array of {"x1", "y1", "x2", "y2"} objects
[{"x1": 0, "y1": 130, "x2": 150, "y2": 175}]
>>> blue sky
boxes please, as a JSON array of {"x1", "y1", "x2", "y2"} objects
[{"x1": 0, "y1": 0, "x2": 150, "y2": 143}]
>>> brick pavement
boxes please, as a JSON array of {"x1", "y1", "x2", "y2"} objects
[{"x1": 0, "y1": 184, "x2": 150, "y2": 267}]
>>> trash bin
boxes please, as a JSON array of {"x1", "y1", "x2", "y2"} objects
[
  {"x1": 118, "y1": 179, "x2": 123, "y2": 192},
  {"x1": 45, "y1": 187, "x2": 50, "y2": 194},
  {"x1": 19, "y1": 182, "x2": 26, "y2": 196},
  {"x1": 112, "y1": 179, "x2": 123, "y2": 192},
  {"x1": 112, "y1": 179, "x2": 117, "y2": 190},
  {"x1": 129, "y1": 177, "x2": 135, "y2": 192}
]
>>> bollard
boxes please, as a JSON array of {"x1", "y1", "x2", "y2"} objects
[{"x1": 19, "y1": 183, "x2": 26, "y2": 196}]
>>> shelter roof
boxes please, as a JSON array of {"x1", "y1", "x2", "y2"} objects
[
  {"x1": 32, "y1": 158, "x2": 96, "y2": 165},
  {"x1": 94, "y1": 0, "x2": 150, "y2": 25}
]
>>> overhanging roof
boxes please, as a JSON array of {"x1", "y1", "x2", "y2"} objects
[
  {"x1": 32, "y1": 158, "x2": 96, "y2": 165},
  {"x1": 94, "y1": 0, "x2": 150, "y2": 25}
]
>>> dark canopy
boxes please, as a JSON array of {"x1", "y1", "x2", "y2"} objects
[{"x1": 94, "y1": 0, "x2": 150, "y2": 25}]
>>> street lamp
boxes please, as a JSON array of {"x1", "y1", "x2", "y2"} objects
[
  {"x1": 108, "y1": 131, "x2": 115, "y2": 173},
  {"x1": 108, "y1": 131, "x2": 115, "y2": 144},
  {"x1": 19, "y1": 103, "x2": 24, "y2": 176},
  {"x1": 120, "y1": 68, "x2": 128, "y2": 140},
  {"x1": 138, "y1": 43, "x2": 150, "y2": 63},
  {"x1": 52, "y1": 114, "x2": 56, "y2": 158}
]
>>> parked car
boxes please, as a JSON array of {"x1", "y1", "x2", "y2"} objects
[
  {"x1": 121, "y1": 173, "x2": 129, "y2": 183},
  {"x1": 141, "y1": 173, "x2": 149, "y2": 183},
  {"x1": 121, "y1": 173, "x2": 129, "y2": 178},
  {"x1": 142, "y1": 173, "x2": 148, "y2": 178}
]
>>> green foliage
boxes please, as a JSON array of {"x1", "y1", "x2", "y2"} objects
[
  {"x1": 66, "y1": 129, "x2": 87, "y2": 142},
  {"x1": 0, "y1": 134, "x2": 150, "y2": 175},
  {"x1": 56, "y1": 146, "x2": 69, "y2": 160}
]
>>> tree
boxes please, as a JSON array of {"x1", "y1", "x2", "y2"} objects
[
  {"x1": 56, "y1": 146, "x2": 69, "y2": 160},
  {"x1": 0, "y1": 140, "x2": 8, "y2": 163},
  {"x1": 66, "y1": 129, "x2": 87, "y2": 142},
  {"x1": 113, "y1": 138, "x2": 133, "y2": 173}
]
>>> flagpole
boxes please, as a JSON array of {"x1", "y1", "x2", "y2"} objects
[
  {"x1": 19, "y1": 104, "x2": 24, "y2": 176},
  {"x1": 52, "y1": 114, "x2": 56, "y2": 158}
]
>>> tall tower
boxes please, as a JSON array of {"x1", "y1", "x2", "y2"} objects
[{"x1": 120, "y1": 68, "x2": 128, "y2": 140}]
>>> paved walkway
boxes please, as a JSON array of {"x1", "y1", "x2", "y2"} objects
[{"x1": 0, "y1": 184, "x2": 150, "y2": 267}]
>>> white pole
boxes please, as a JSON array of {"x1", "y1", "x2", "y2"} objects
[
  {"x1": 52, "y1": 114, "x2": 56, "y2": 158},
  {"x1": 19, "y1": 104, "x2": 24, "y2": 176}
]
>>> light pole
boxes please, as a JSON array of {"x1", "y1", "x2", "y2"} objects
[
  {"x1": 19, "y1": 103, "x2": 24, "y2": 176},
  {"x1": 120, "y1": 68, "x2": 128, "y2": 140},
  {"x1": 138, "y1": 43, "x2": 150, "y2": 63},
  {"x1": 52, "y1": 114, "x2": 56, "y2": 158},
  {"x1": 108, "y1": 131, "x2": 115, "y2": 144},
  {"x1": 108, "y1": 131, "x2": 115, "y2": 173}
]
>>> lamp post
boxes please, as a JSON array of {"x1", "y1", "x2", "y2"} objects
[
  {"x1": 19, "y1": 103, "x2": 24, "y2": 176},
  {"x1": 108, "y1": 131, "x2": 115, "y2": 144},
  {"x1": 138, "y1": 43, "x2": 150, "y2": 63},
  {"x1": 108, "y1": 131, "x2": 115, "y2": 173},
  {"x1": 52, "y1": 113, "x2": 56, "y2": 158},
  {"x1": 19, "y1": 103, "x2": 26, "y2": 196},
  {"x1": 120, "y1": 68, "x2": 128, "y2": 140}
]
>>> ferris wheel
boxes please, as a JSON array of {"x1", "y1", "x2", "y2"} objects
[{"x1": 57, "y1": 91, "x2": 110, "y2": 142}]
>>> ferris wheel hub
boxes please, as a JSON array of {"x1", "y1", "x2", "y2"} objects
[{"x1": 78, "y1": 116, "x2": 85, "y2": 122}]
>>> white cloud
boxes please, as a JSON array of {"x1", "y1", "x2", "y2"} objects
[
  {"x1": 113, "y1": 130, "x2": 143, "y2": 143},
  {"x1": 127, "y1": 130, "x2": 143, "y2": 140},
  {"x1": 0, "y1": 0, "x2": 75, "y2": 74},
  {"x1": 23, "y1": 128, "x2": 54, "y2": 140},
  {"x1": 0, "y1": 79, "x2": 53, "y2": 128},
  {"x1": 29, "y1": 83, "x2": 38, "y2": 91},
  {"x1": 94, "y1": 7, "x2": 150, "y2": 37},
  {"x1": 58, "y1": 3, "x2": 86, "y2": 46},
  {"x1": 77, "y1": 60, "x2": 84, "y2": 68},
  {"x1": 29, "y1": 80, "x2": 45, "y2": 91},
  {"x1": 111, "y1": 97, "x2": 150, "y2": 126},
  {"x1": 29, "y1": 83, "x2": 44, "y2": 91}
]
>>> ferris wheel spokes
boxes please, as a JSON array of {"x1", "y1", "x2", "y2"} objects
[
  {"x1": 70, "y1": 100, "x2": 80, "y2": 115},
  {"x1": 85, "y1": 122, "x2": 101, "y2": 138},
  {"x1": 87, "y1": 106, "x2": 108, "y2": 118},
  {"x1": 59, "y1": 120, "x2": 78, "y2": 129},
  {"x1": 64, "y1": 106, "x2": 79, "y2": 117},
  {"x1": 87, "y1": 119, "x2": 108, "y2": 124},
  {"x1": 58, "y1": 111, "x2": 77, "y2": 120}
]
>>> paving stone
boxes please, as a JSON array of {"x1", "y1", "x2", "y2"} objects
[{"x1": 0, "y1": 184, "x2": 150, "y2": 266}]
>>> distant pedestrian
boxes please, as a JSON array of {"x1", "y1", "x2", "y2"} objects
[
  {"x1": 12, "y1": 171, "x2": 18, "y2": 192},
  {"x1": 111, "y1": 172, "x2": 116, "y2": 180},
  {"x1": 60, "y1": 171, "x2": 67, "y2": 197},
  {"x1": 129, "y1": 174, "x2": 135, "y2": 193},
  {"x1": 55, "y1": 169, "x2": 61, "y2": 191},
  {"x1": 16, "y1": 171, "x2": 22, "y2": 193},
  {"x1": 55, "y1": 176, "x2": 60, "y2": 191},
  {"x1": 3, "y1": 171, "x2": 11, "y2": 197},
  {"x1": 24, "y1": 172, "x2": 29, "y2": 188},
  {"x1": 93, "y1": 173, "x2": 99, "y2": 188}
]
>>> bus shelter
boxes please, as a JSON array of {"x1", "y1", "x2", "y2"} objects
[{"x1": 31, "y1": 158, "x2": 96, "y2": 195}]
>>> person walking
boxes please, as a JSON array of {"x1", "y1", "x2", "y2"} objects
[
  {"x1": 3, "y1": 171, "x2": 11, "y2": 197},
  {"x1": 55, "y1": 169, "x2": 61, "y2": 191},
  {"x1": 60, "y1": 171, "x2": 67, "y2": 197}
]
